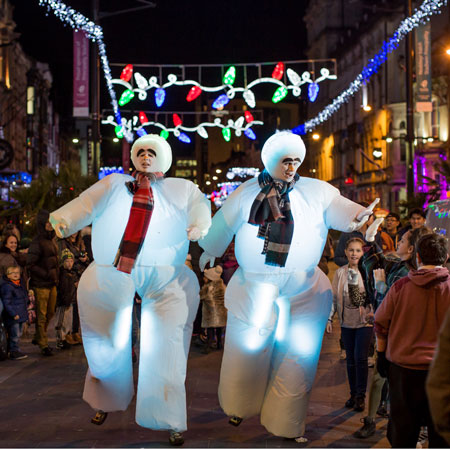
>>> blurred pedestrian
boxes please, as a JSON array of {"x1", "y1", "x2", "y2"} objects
[
  {"x1": 398, "y1": 208, "x2": 426, "y2": 240},
  {"x1": 383, "y1": 212, "x2": 401, "y2": 249}
]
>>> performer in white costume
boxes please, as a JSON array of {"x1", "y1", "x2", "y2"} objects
[
  {"x1": 50, "y1": 135, "x2": 211, "y2": 446},
  {"x1": 199, "y1": 131, "x2": 378, "y2": 441}
]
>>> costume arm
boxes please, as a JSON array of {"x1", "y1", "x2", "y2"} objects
[
  {"x1": 49, "y1": 175, "x2": 115, "y2": 238},
  {"x1": 426, "y1": 311, "x2": 450, "y2": 444},
  {"x1": 186, "y1": 183, "x2": 212, "y2": 240},
  {"x1": 199, "y1": 184, "x2": 244, "y2": 258}
]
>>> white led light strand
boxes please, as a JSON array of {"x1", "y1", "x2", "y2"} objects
[
  {"x1": 38, "y1": 0, "x2": 121, "y2": 122},
  {"x1": 226, "y1": 167, "x2": 261, "y2": 179},
  {"x1": 295, "y1": 0, "x2": 447, "y2": 134}
]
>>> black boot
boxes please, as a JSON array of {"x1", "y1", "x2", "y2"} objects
[
  {"x1": 353, "y1": 416, "x2": 376, "y2": 438},
  {"x1": 229, "y1": 416, "x2": 243, "y2": 426},
  {"x1": 353, "y1": 395, "x2": 365, "y2": 412},
  {"x1": 345, "y1": 395, "x2": 355, "y2": 408},
  {"x1": 91, "y1": 410, "x2": 108, "y2": 425}
]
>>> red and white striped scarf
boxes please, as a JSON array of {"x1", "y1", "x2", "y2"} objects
[{"x1": 114, "y1": 171, "x2": 164, "y2": 274}]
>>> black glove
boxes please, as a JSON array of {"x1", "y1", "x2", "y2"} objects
[{"x1": 376, "y1": 351, "x2": 390, "y2": 378}]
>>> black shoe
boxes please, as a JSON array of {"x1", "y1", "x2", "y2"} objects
[
  {"x1": 91, "y1": 410, "x2": 108, "y2": 425},
  {"x1": 345, "y1": 395, "x2": 355, "y2": 408},
  {"x1": 41, "y1": 347, "x2": 53, "y2": 357},
  {"x1": 169, "y1": 431, "x2": 184, "y2": 446},
  {"x1": 353, "y1": 416, "x2": 376, "y2": 439},
  {"x1": 57, "y1": 340, "x2": 71, "y2": 350},
  {"x1": 353, "y1": 395, "x2": 365, "y2": 412},
  {"x1": 229, "y1": 416, "x2": 243, "y2": 427},
  {"x1": 9, "y1": 351, "x2": 28, "y2": 360},
  {"x1": 376, "y1": 401, "x2": 389, "y2": 418},
  {"x1": 31, "y1": 339, "x2": 38, "y2": 346}
]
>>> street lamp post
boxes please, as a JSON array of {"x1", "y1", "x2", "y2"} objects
[{"x1": 405, "y1": 0, "x2": 415, "y2": 201}]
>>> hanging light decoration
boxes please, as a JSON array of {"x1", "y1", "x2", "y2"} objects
[
  {"x1": 186, "y1": 86, "x2": 202, "y2": 102},
  {"x1": 177, "y1": 132, "x2": 191, "y2": 144},
  {"x1": 197, "y1": 126, "x2": 208, "y2": 138},
  {"x1": 173, "y1": 113, "x2": 183, "y2": 127},
  {"x1": 244, "y1": 128, "x2": 256, "y2": 140},
  {"x1": 272, "y1": 62, "x2": 285, "y2": 80},
  {"x1": 138, "y1": 111, "x2": 149, "y2": 125},
  {"x1": 223, "y1": 66, "x2": 236, "y2": 85},
  {"x1": 222, "y1": 128, "x2": 231, "y2": 142},
  {"x1": 272, "y1": 86, "x2": 288, "y2": 103},
  {"x1": 114, "y1": 125, "x2": 124, "y2": 138},
  {"x1": 212, "y1": 94, "x2": 230, "y2": 110},
  {"x1": 118, "y1": 89, "x2": 135, "y2": 106},
  {"x1": 286, "y1": 68, "x2": 301, "y2": 86},
  {"x1": 155, "y1": 88, "x2": 166, "y2": 107},
  {"x1": 308, "y1": 83, "x2": 320, "y2": 102},
  {"x1": 136, "y1": 128, "x2": 147, "y2": 137},
  {"x1": 244, "y1": 110, "x2": 254, "y2": 123},
  {"x1": 234, "y1": 116, "x2": 244, "y2": 129},
  {"x1": 160, "y1": 129, "x2": 169, "y2": 140},
  {"x1": 120, "y1": 64, "x2": 133, "y2": 82},
  {"x1": 134, "y1": 72, "x2": 148, "y2": 89},
  {"x1": 243, "y1": 89, "x2": 256, "y2": 108}
]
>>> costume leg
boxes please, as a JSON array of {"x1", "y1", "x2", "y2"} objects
[
  {"x1": 260, "y1": 269, "x2": 332, "y2": 438},
  {"x1": 78, "y1": 263, "x2": 136, "y2": 412},
  {"x1": 135, "y1": 265, "x2": 199, "y2": 432},
  {"x1": 218, "y1": 268, "x2": 279, "y2": 419}
]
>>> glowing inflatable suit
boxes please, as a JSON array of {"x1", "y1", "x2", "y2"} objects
[
  {"x1": 199, "y1": 131, "x2": 377, "y2": 439},
  {"x1": 50, "y1": 135, "x2": 211, "y2": 434}
]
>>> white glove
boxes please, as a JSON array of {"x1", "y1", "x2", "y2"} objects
[
  {"x1": 186, "y1": 226, "x2": 203, "y2": 242},
  {"x1": 347, "y1": 268, "x2": 359, "y2": 285},
  {"x1": 49, "y1": 217, "x2": 69, "y2": 239},
  {"x1": 365, "y1": 217, "x2": 384, "y2": 242},
  {"x1": 199, "y1": 251, "x2": 216, "y2": 271},
  {"x1": 348, "y1": 198, "x2": 380, "y2": 231}
]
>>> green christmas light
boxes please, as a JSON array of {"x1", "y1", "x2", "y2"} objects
[
  {"x1": 223, "y1": 66, "x2": 236, "y2": 85},
  {"x1": 272, "y1": 86, "x2": 288, "y2": 103},
  {"x1": 222, "y1": 127, "x2": 231, "y2": 142},
  {"x1": 160, "y1": 129, "x2": 169, "y2": 140},
  {"x1": 118, "y1": 89, "x2": 135, "y2": 106},
  {"x1": 114, "y1": 125, "x2": 124, "y2": 138}
]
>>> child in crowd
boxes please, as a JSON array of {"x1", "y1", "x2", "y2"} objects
[
  {"x1": 200, "y1": 265, "x2": 227, "y2": 353},
  {"x1": 55, "y1": 249, "x2": 78, "y2": 349},
  {"x1": 1, "y1": 266, "x2": 29, "y2": 360},
  {"x1": 327, "y1": 237, "x2": 374, "y2": 412}
]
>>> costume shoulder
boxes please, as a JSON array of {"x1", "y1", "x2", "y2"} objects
[
  {"x1": 295, "y1": 176, "x2": 339, "y2": 196},
  {"x1": 164, "y1": 177, "x2": 197, "y2": 189}
]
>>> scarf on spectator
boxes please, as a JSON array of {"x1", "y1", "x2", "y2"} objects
[
  {"x1": 248, "y1": 169, "x2": 299, "y2": 267},
  {"x1": 114, "y1": 171, "x2": 164, "y2": 274}
]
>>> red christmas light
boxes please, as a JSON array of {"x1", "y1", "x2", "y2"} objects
[
  {"x1": 271, "y1": 62, "x2": 285, "y2": 80},
  {"x1": 139, "y1": 111, "x2": 149, "y2": 125},
  {"x1": 186, "y1": 86, "x2": 202, "y2": 102},
  {"x1": 173, "y1": 114, "x2": 182, "y2": 127},
  {"x1": 344, "y1": 177, "x2": 354, "y2": 185},
  {"x1": 244, "y1": 110, "x2": 254, "y2": 123},
  {"x1": 120, "y1": 64, "x2": 133, "y2": 82}
]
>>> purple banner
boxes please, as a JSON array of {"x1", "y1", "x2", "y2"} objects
[{"x1": 73, "y1": 30, "x2": 89, "y2": 117}]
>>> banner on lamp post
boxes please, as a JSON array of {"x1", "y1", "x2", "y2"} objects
[
  {"x1": 415, "y1": 22, "x2": 432, "y2": 113},
  {"x1": 73, "y1": 30, "x2": 89, "y2": 117}
]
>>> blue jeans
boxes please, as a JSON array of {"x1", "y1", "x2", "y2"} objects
[
  {"x1": 341, "y1": 326, "x2": 374, "y2": 397},
  {"x1": 7, "y1": 322, "x2": 24, "y2": 352}
]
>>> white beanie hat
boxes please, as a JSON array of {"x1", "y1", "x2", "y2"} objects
[
  {"x1": 130, "y1": 134, "x2": 173, "y2": 174},
  {"x1": 261, "y1": 131, "x2": 306, "y2": 177},
  {"x1": 204, "y1": 265, "x2": 223, "y2": 282}
]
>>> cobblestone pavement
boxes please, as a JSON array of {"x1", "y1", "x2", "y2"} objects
[{"x1": 0, "y1": 264, "x2": 390, "y2": 448}]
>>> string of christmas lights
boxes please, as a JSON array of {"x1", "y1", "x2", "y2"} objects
[
  {"x1": 38, "y1": 0, "x2": 121, "y2": 123},
  {"x1": 102, "y1": 113, "x2": 264, "y2": 144},
  {"x1": 112, "y1": 65, "x2": 337, "y2": 109},
  {"x1": 294, "y1": 0, "x2": 447, "y2": 135}
]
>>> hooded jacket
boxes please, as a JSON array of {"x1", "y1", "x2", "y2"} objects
[
  {"x1": 1, "y1": 275, "x2": 28, "y2": 326},
  {"x1": 26, "y1": 210, "x2": 59, "y2": 288},
  {"x1": 374, "y1": 267, "x2": 450, "y2": 370}
]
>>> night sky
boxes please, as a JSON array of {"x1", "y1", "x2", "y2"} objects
[{"x1": 10, "y1": 0, "x2": 308, "y2": 161}]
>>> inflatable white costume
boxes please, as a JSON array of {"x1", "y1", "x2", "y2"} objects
[
  {"x1": 50, "y1": 135, "x2": 211, "y2": 445},
  {"x1": 199, "y1": 131, "x2": 378, "y2": 440}
]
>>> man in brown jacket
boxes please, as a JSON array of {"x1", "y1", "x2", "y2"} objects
[{"x1": 374, "y1": 233, "x2": 450, "y2": 448}]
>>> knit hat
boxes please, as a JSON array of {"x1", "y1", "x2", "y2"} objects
[
  {"x1": 204, "y1": 265, "x2": 223, "y2": 282},
  {"x1": 61, "y1": 248, "x2": 74, "y2": 262},
  {"x1": 130, "y1": 134, "x2": 172, "y2": 174},
  {"x1": 261, "y1": 131, "x2": 306, "y2": 177}
]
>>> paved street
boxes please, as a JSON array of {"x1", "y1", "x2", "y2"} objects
[{"x1": 0, "y1": 265, "x2": 390, "y2": 448}]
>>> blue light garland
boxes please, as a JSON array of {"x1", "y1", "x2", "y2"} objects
[{"x1": 295, "y1": 0, "x2": 447, "y2": 134}]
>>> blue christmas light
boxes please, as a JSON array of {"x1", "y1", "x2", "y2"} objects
[
  {"x1": 136, "y1": 128, "x2": 147, "y2": 137},
  {"x1": 295, "y1": 0, "x2": 446, "y2": 133},
  {"x1": 212, "y1": 94, "x2": 230, "y2": 110},
  {"x1": 244, "y1": 128, "x2": 256, "y2": 140},
  {"x1": 308, "y1": 83, "x2": 319, "y2": 102},
  {"x1": 177, "y1": 132, "x2": 191, "y2": 144},
  {"x1": 155, "y1": 88, "x2": 166, "y2": 107},
  {"x1": 292, "y1": 124, "x2": 306, "y2": 135}
]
